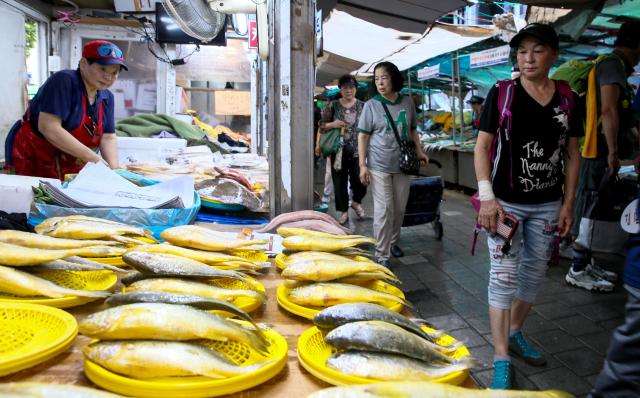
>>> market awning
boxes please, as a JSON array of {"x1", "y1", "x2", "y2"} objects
[
  {"x1": 317, "y1": 0, "x2": 469, "y2": 33},
  {"x1": 358, "y1": 24, "x2": 496, "y2": 73}
]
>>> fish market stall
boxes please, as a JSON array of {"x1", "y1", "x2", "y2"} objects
[{"x1": 0, "y1": 219, "x2": 481, "y2": 396}]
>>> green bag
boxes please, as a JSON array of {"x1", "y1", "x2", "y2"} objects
[
  {"x1": 319, "y1": 128, "x2": 341, "y2": 157},
  {"x1": 318, "y1": 100, "x2": 343, "y2": 157}
]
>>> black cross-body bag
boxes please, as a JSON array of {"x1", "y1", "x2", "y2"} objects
[{"x1": 381, "y1": 102, "x2": 420, "y2": 175}]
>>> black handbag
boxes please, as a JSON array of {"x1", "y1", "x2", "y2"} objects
[{"x1": 381, "y1": 102, "x2": 420, "y2": 175}]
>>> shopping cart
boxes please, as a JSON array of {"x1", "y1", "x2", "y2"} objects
[{"x1": 402, "y1": 160, "x2": 444, "y2": 240}]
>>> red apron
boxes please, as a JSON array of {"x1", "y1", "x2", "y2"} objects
[{"x1": 10, "y1": 95, "x2": 104, "y2": 180}]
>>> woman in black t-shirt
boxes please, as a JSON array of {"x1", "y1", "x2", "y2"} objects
[{"x1": 473, "y1": 24, "x2": 581, "y2": 390}]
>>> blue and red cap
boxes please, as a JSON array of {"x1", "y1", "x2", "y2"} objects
[{"x1": 82, "y1": 40, "x2": 128, "y2": 71}]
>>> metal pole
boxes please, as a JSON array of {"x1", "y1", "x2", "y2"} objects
[
  {"x1": 421, "y1": 79, "x2": 426, "y2": 131},
  {"x1": 451, "y1": 53, "x2": 456, "y2": 146},
  {"x1": 457, "y1": 51, "x2": 465, "y2": 137}
]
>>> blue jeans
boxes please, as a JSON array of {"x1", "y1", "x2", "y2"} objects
[{"x1": 487, "y1": 200, "x2": 561, "y2": 309}]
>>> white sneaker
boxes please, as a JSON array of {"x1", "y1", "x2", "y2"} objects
[
  {"x1": 586, "y1": 260, "x2": 618, "y2": 282},
  {"x1": 566, "y1": 269, "x2": 614, "y2": 292}
]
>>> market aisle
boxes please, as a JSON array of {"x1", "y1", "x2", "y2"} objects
[{"x1": 339, "y1": 188, "x2": 627, "y2": 398}]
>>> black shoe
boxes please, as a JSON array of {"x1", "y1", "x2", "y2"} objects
[
  {"x1": 378, "y1": 259, "x2": 391, "y2": 268},
  {"x1": 391, "y1": 245, "x2": 404, "y2": 258}
]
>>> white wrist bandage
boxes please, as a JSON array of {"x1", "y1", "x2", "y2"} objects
[{"x1": 478, "y1": 180, "x2": 495, "y2": 201}]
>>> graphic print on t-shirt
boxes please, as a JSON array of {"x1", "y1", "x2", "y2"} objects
[
  {"x1": 383, "y1": 110, "x2": 408, "y2": 139},
  {"x1": 518, "y1": 106, "x2": 569, "y2": 193}
]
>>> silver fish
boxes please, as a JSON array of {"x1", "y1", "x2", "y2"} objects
[
  {"x1": 313, "y1": 303, "x2": 444, "y2": 345},
  {"x1": 123, "y1": 251, "x2": 251, "y2": 285},
  {"x1": 325, "y1": 321, "x2": 469, "y2": 365}
]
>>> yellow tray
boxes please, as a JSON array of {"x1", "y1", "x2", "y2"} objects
[
  {"x1": 123, "y1": 276, "x2": 266, "y2": 314},
  {"x1": 297, "y1": 325, "x2": 470, "y2": 386},
  {"x1": 84, "y1": 323, "x2": 288, "y2": 398},
  {"x1": 0, "y1": 302, "x2": 78, "y2": 376},
  {"x1": 277, "y1": 281, "x2": 404, "y2": 320},
  {"x1": 0, "y1": 270, "x2": 117, "y2": 309}
]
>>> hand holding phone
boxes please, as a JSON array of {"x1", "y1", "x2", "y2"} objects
[{"x1": 496, "y1": 213, "x2": 519, "y2": 242}]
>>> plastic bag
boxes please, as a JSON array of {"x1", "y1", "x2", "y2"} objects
[{"x1": 29, "y1": 193, "x2": 201, "y2": 239}]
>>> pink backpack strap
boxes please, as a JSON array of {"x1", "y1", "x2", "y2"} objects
[{"x1": 554, "y1": 79, "x2": 573, "y2": 121}]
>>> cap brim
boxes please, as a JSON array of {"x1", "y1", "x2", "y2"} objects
[
  {"x1": 95, "y1": 58, "x2": 128, "y2": 71},
  {"x1": 509, "y1": 30, "x2": 558, "y2": 49}
]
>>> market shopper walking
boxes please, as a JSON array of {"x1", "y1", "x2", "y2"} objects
[
  {"x1": 319, "y1": 75, "x2": 367, "y2": 225},
  {"x1": 589, "y1": 187, "x2": 640, "y2": 398},
  {"x1": 4, "y1": 40, "x2": 126, "y2": 179},
  {"x1": 474, "y1": 24, "x2": 581, "y2": 389},
  {"x1": 358, "y1": 62, "x2": 428, "y2": 267},
  {"x1": 565, "y1": 20, "x2": 640, "y2": 292}
]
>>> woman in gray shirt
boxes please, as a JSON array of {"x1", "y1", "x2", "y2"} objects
[{"x1": 357, "y1": 62, "x2": 428, "y2": 267}]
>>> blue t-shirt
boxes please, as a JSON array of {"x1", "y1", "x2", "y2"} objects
[{"x1": 27, "y1": 69, "x2": 115, "y2": 135}]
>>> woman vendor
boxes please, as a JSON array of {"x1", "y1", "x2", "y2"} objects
[{"x1": 4, "y1": 40, "x2": 127, "y2": 179}]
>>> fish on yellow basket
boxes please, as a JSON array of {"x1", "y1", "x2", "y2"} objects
[
  {"x1": 282, "y1": 235, "x2": 376, "y2": 252},
  {"x1": 288, "y1": 283, "x2": 408, "y2": 308},
  {"x1": 125, "y1": 278, "x2": 266, "y2": 306},
  {"x1": 282, "y1": 259, "x2": 398, "y2": 283},
  {"x1": 0, "y1": 264, "x2": 111, "y2": 298},
  {"x1": 161, "y1": 225, "x2": 268, "y2": 251},
  {"x1": 0, "y1": 230, "x2": 121, "y2": 249},
  {"x1": 79, "y1": 303, "x2": 268, "y2": 353},
  {"x1": 277, "y1": 227, "x2": 376, "y2": 241},
  {"x1": 0, "y1": 382, "x2": 125, "y2": 398},
  {"x1": 0, "y1": 242, "x2": 123, "y2": 266},
  {"x1": 84, "y1": 340, "x2": 273, "y2": 379},
  {"x1": 306, "y1": 381, "x2": 574, "y2": 398}
]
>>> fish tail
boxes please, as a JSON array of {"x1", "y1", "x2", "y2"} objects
[
  {"x1": 454, "y1": 355, "x2": 479, "y2": 369},
  {"x1": 437, "y1": 340, "x2": 464, "y2": 354}
]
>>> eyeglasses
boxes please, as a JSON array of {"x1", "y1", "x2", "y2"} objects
[
  {"x1": 96, "y1": 44, "x2": 123, "y2": 59},
  {"x1": 83, "y1": 117, "x2": 96, "y2": 137}
]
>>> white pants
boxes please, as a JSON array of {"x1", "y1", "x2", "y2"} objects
[
  {"x1": 323, "y1": 159, "x2": 334, "y2": 198},
  {"x1": 369, "y1": 170, "x2": 410, "y2": 260}
]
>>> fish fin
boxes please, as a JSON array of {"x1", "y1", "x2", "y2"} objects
[
  {"x1": 453, "y1": 355, "x2": 479, "y2": 369},
  {"x1": 408, "y1": 318, "x2": 437, "y2": 329}
]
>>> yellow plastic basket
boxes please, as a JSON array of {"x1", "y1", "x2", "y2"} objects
[
  {"x1": 0, "y1": 270, "x2": 117, "y2": 309},
  {"x1": 297, "y1": 325, "x2": 470, "y2": 386},
  {"x1": 276, "y1": 282, "x2": 405, "y2": 320},
  {"x1": 84, "y1": 323, "x2": 288, "y2": 398},
  {"x1": 123, "y1": 276, "x2": 266, "y2": 314},
  {"x1": 0, "y1": 302, "x2": 78, "y2": 376}
]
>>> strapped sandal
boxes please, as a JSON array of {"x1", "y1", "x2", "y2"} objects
[{"x1": 351, "y1": 203, "x2": 365, "y2": 218}]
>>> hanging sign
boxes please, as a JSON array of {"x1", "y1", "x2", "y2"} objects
[
  {"x1": 417, "y1": 64, "x2": 440, "y2": 81},
  {"x1": 248, "y1": 20, "x2": 258, "y2": 49},
  {"x1": 470, "y1": 45, "x2": 510, "y2": 69}
]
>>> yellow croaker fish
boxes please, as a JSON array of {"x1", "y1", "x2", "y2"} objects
[
  {"x1": 0, "y1": 230, "x2": 121, "y2": 249},
  {"x1": 283, "y1": 251, "x2": 375, "y2": 267},
  {"x1": 129, "y1": 244, "x2": 267, "y2": 271},
  {"x1": 126, "y1": 278, "x2": 266, "y2": 305},
  {"x1": 277, "y1": 227, "x2": 376, "y2": 241},
  {"x1": 282, "y1": 259, "x2": 398, "y2": 283},
  {"x1": 327, "y1": 351, "x2": 469, "y2": 381},
  {"x1": 288, "y1": 283, "x2": 408, "y2": 308},
  {"x1": 306, "y1": 381, "x2": 575, "y2": 398},
  {"x1": 0, "y1": 265, "x2": 111, "y2": 298},
  {"x1": 282, "y1": 235, "x2": 376, "y2": 252},
  {"x1": 36, "y1": 216, "x2": 153, "y2": 242},
  {"x1": 84, "y1": 340, "x2": 273, "y2": 379},
  {"x1": 79, "y1": 303, "x2": 268, "y2": 352},
  {"x1": 0, "y1": 242, "x2": 123, "y2": 266},
  {"x1": 161, "y1": 225, "x2": 268, "y2": 251},
  {"x1": 0, "y1": 382, "x2": 125, "y2": 398}
]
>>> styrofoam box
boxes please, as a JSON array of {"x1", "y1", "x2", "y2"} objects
[
  {"x1": 0, "y1": 174, "x2": 60, "y2": 215},
  {"x1": 117, "y1": 137, "x2": 187, "y2": 165}
]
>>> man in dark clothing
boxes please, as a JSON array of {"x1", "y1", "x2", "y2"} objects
[{"x1": 566, "y1": 21, "x2": 640, "y2": 292}]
